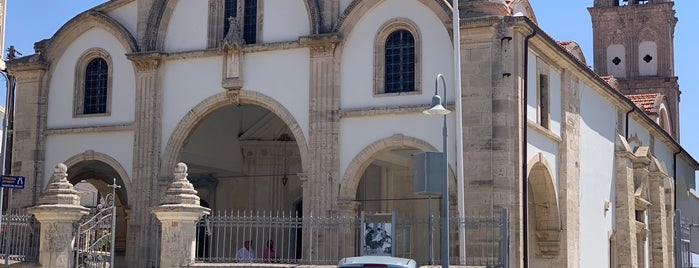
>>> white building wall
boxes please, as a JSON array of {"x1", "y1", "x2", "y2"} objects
[
  {"x1": 106, "y1": 1, "x2": 137, "y2": 37},
  {"x1": 43, "y1": 132, "x2": 134, "y2": 187},
  {"x1": 526, "y1": 51, "x2": 537, "y2": 122},
  {"x1": 262, "y1": 0, "x2": 309, "y2": 43},
  {"x1": 339, "y1": 0, "x2": 453, "y2": 110},
  {"x1": 527, "y1": 131, "x2": 559, "y2": 190},
  {"x1": 47, "y1": 28, "x2": 135, "y2": 128},
  {"x1": 339, "y1": 114, "x2": 456, "y2": 181},
  {"x1": 164, "y1": 0, "x2": 208, "y2": 52},
  {"x1": 578, "y1": 84, "x2": 617, "y2": 267},
  {"x1": 161, "y1": 56, "x2": 223, "y2": 151},
  {"x1": 628, "y1": 117, "x2": 651, "y2": 149},
  {"x1": 242, "y1": 49, "x2": 310, "y2": 140}
]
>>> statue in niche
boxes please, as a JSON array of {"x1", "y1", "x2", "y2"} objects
[{"x1": 222, "y1": 16, "x2": 244, "y2": 89}]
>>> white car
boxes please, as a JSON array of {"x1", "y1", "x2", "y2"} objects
[{"x1": 337, "y1": 256, "x2": 417, "y2": 268}]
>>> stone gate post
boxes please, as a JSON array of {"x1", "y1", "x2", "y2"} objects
[
  {"x1": 27, "y1": 163, "x2": 89, "y2": 268},
  {"x1": 152, "y1": 163, "x2": 211, "y2": 268}
]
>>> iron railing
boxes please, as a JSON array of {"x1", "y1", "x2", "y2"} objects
[
  {"x1": 194, "y1": 208, "x2": 509, "y2": 266},
  {"x1": 0, "y1": 209, "x2": 39, "y2": 266}
]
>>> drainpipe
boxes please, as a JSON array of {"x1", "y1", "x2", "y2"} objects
[
  {"x1": 625, "y1": 108, "x2": 634, "y2": 140},
  {"x1": 522, "y1": 29, "x2": 536, "y2": 268}
]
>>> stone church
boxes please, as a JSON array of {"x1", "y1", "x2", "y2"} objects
[{"x1": 5, "y1": 0, "x2": 698, "y2": 267}]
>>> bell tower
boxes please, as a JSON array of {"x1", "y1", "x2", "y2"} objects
[{"x1": 589, "y1": 0, "x2": 680, "y2": 140}]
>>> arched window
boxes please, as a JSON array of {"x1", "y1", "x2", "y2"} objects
[
  {"x1": 374, "y1": 19, "x2": 421, "y2": 96},
  {"x1": 74, "y1": 48, "x2": 112, "y2": 117},
  {"x1": 84, "y1": 58, "x2": 108, "y2": 114},
  {"x1": 384, "y1": 30, "x2": 415, "y2": 93},
  {"x1": 223, "y1": 0, "x2": 237, "y2": 36},
  {"x1": 243, "y1": 0, "x2": 258, "y2": 44}
]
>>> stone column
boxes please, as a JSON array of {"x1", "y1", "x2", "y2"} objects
[
  {"x1": 334, "y1": 200, "x2": 360, "y2": 258},
  {"x1": 28, "y1": 163, "x2": 90, "y2": 268},
  {"x1": 632, "y1": 147, "x2": 651, "y2": 267},
  {"x1": 7, "y1": 60, "x2": 48, "y2": 208},
  {"x1": 299, "y1": 34, "x2": 341, "y2": 217},
  {"x1": 559, "y1": 69, "x2": 581, "y2": 268},
  {"x1": 614, "y1": 136, "x2": 639, "y2": 268},
  {"x1": 152, "y1": 163, "x2": 211, "y2": 268},
  {"x1": 126, "y1": 52, "x2": 164, "y2": 267},
  {"x1": 648, "y1": 157, "x2": 669, "y2": 268}
]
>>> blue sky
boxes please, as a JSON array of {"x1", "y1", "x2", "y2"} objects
[{"x1": 3, "y1": 0, "x2": 699, "y2": 171}]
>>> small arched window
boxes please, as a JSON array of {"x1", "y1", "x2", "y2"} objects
[
  {"x1": 83, "y1": 58, "x2": 108, "y2": 114},
  {"x1": 74, "y1": 48, "x2": 112, "y2": 117},
  {"x1": 374, "y1": 19, "x2": 421, "y2": 96},
  {"x1": 384, "y1": 30, "x2": 415, "y2": 93}
]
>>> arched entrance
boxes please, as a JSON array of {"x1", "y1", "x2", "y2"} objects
[
  {"x1": 64, "y1": 153, "x2": 131, "y2": 268},
  {"x1": 179, "y1": 103, "x2": 303, "y2": 212},
  {"x1": 526, "y1": 153, "x2": 561, "y2": 265},
  {"x1": 339, "y1": 135, "x2": 455, "y2": 263}
]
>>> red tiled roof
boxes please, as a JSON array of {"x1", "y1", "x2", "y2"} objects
[
  {"x1": 600, "y1": 76, "x2": 619, "y2": 90},
  {"x1": 557, "y1": 40, "x2": 574, "y2": 46},
  {"x1": 626, "y1": 93, "x2": 660, "y2": 114}
]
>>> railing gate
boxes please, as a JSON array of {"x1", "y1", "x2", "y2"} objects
[{"x1": 74, "y1": 180, "x2": 120, "y2": 268}]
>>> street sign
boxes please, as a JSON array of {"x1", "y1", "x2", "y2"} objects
[{"x1": 1, "y1": 175, "x2": 25, "y2": 189}]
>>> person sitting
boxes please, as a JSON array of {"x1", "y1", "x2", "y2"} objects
[
  {"x1": 263, "y1": 240, "x2": 278, "y2": 262},
  {"x1": 235, "y1": 240, "x2": 256, "y2": 262}
]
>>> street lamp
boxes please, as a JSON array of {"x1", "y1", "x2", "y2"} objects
[{"x1": 423, "y1": 73, "x2": 450, "y2": 268}]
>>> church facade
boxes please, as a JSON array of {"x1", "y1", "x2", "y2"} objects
[{"x1": 6, "y1": 0, "x2": 698, "y2": 267}]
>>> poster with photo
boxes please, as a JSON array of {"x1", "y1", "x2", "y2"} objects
[{"x1": 361, "y1": 212, "x2": 395, "y2": 256}]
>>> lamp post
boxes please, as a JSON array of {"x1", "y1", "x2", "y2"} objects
[{"x1": 423, "y1": 73, "x2": 450, "y2": 268}]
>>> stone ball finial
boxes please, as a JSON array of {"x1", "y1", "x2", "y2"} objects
[
  {"x1": 40, "y1": 163, "x2": 80, "y2": 205},
  {"x1": 162, "y1": 162, "x2": 200, "y2": 205}
]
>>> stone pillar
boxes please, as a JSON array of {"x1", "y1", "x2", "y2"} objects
[
  {"x1": 559, "y1": 69, "x2": 581, "y2": 268},
  {"x1": 648, "y1": 157, "x2": 670, "y2": 268},
  {"x1": 335, "y1": 200, "x2": 360, "y2": 257},
  {"x1": 632, "y1": 147, "x2": 651, "y2": 267},
  {"x1": 152, "y1": 163, "x2": 211, "y2": 268},
  {"x1": 28, "y1": 163, "x2": 90, "y2": 268},
  {"x1": 126, "y1": 52, "x2": 164, "y2": 267},
  {"x1": 614, "y1": 136, "x2": 639, "y2": 268},
  {"x1": 299, "y1": 34, "x2": 341, "y2": 217},
  {"x1": 7, "y1": 60, "x2": 48, "y2": 208}
]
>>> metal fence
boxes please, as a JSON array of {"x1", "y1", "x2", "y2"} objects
[
  {"x1": 195, "y1": 208, "x2": 509, "y2": 266},
  {"x1": 0, "y1": 209, "x2": 39, "y2": 265}
]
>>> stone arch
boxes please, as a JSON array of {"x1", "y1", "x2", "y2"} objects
[
  {"x1": 161, "y1": 90, "x2": 310, "y2": 179},
  {"x1": 43, "y1": 10, "x2": 138, "y2": 62},
  {"x1": 304, "y1": 0, "x2": 321, "y2": 34},
  {"x1": 339, "y1": 134, "x2": 458, "y2": 200},
  {"x1": 334, "y1": 0, "x2": 452, "y2": 34},
  {"x1": 526, "y1": 152, "x2": 561, "y2": 257},
  {"x1": 63, "y1": 150, "x2": 132, "y2": 206}
]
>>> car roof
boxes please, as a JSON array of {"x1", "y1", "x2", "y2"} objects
[{"x1": 338, "y1": 256, "x2": 417, "y2": 268}]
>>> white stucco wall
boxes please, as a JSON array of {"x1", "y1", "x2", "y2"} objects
[
  {"x1": 106, "y1": 1, "x2": 137, "y2": 37},
  {"x1": 527, "y1": 51, "x2": 537, "y2": 122},
  {"x1": 638, "y1": 41, "x2": 657, "y2": 76},
  {"x1": 339, "y1": 113, "x2": 456, "y2": 182},
  {"x1": 44, "y1": 132, "x2": 134, "y2": 187},
  {"x1": 628, "y1": 117, "x2": 651, "y2": 149},
  {"x1": 607, "y1": 44, "x2": 626, "y2": 78},
  {"x1": 262, "y1": 0, "x2": 309, "y2": 43},
  {"x1": 47, "y1": 28, "x2": 135, "y2": 128},
  {"x1": 161, "y1": 56, "x2": 223, "y2": 150},
  {"x1": 243, "y1": 49, "x2": 310, "y2": 140},
  {"x1": 164, "y1": 0, "x2": 208, "y2": 52},
  {"x1": 579, "y1": 83, "x2": 617, "y2": 267},
  {"x1": 527, "y1": 131, "x2": 559, "y2": 190},
  {"x1": 340, "y1": 0, "x2": 453, "y2": 110}
]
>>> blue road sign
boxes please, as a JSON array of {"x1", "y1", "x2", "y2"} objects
[{"x1": 1, "y1": 175, "x2": 25, "y2": 189}]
